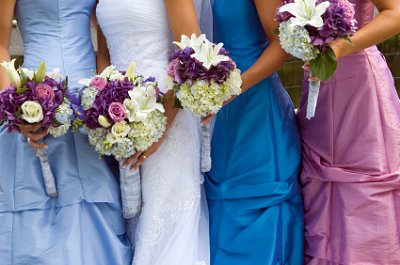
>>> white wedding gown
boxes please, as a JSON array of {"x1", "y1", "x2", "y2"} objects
[{"x1": 96, "y1": 1, "x2": 210, "y2": 264}]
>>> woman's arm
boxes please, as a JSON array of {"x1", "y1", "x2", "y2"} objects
[
  {"x1": 125, "y1": 0, "x2": 201, "y2": 169},
  {"x1": 0, "y1": 0, "x2": 16, "y2": 89},
  {"x1": 330, "y1": 0, "x2": 400, "y2": 59},
  {"x1": 162, "y1": 0, "x2": 200, "y2": 136},
  {"x1": 239, "y1": 0, "x2": 291, "y2": 93},
  {"x1": 96, "y1": 21, "x2": 111, "y2": 73}
]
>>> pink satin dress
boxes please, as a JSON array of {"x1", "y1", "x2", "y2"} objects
[{"x1": 297, "y1": 1, "x2": 400, "y2": 264}]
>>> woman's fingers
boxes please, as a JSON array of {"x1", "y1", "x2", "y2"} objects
[
  {"x1": 130, "y1": 154, "x2": 148, "y2": 171},
  {"x1": 201, "y1": 114, "x2": 215, "y2": 125},
  {"x1": 123, "y1": 152, "x2": 142, "y2": 168},
  {"x1": 28, "y1": 139, "x2": 48, "y2": 156}
]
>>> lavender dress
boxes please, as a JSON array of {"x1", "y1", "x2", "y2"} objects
[{"x1": 297, "y1": 1, "x2": 400, "y2": 264}]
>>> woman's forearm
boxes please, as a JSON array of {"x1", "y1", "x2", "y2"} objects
[
  {"x1": 331, "y1": 5, "x2": 400, "y2": 59},
  {"x1": 0, "y1": 47, "x2": 11, "y2": 89},
  {"x1": 241, "y1": 42, "x2": 290, "y2": 93}
]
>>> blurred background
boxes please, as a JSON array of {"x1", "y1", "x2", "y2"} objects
[{"x1": 9, "y1": 21, "x2": 400, "y2": 107}]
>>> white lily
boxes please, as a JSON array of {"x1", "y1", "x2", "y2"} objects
[
  {"x1": 173, "y1": 33, "x2": 208, "y2": 50},
  {"x1": 78, "y1": 78, "x2": 91, "y2": 86},
  {"x1": 191, "y1": 42, "x2": 230, "y2": 70},
  {"x1": 125, "y1": 62, "x2": 136, "y2": 81},
  {"x1": 47, "y1": 68, "x2": 65, "y2": 80},
  {"x1": 20, "y1": 68, "x2": 34, "y2": 80},
  {"x1": 124, "y1": 85, "x2": 164, "y2": 123},
  {"x1": 1, "y1": 59, "x2": 21, "y2": 88},
  {"x1": 279, "y1": 0, "x2": 330, "y2": 28}
]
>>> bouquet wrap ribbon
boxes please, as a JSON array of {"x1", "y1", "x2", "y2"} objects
[
  {"x1": 119, "y1": 160, "x2": 142, "y2": 219},
  {"x1": 37, "y1": 145, "x2": 58, "y2": 197},
  {"x1": 201, "y1": 123, "x2": 212, "y2": 172},
  {"x1": 306, "y1": 73, "x2": 321, "y2": 120}
]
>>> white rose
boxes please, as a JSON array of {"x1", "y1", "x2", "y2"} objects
[
  {"x1": 20, "y1": 101, "x2": 44, "y2": 123},
  {"x1": 227, "y1": 69, "x2": 242, "y2": 95},
  {"x1": 109, "y1": 121, "x2": 130, "y2": 142}
]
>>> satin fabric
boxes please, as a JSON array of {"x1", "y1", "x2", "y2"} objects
[
  {"x1": 0, "y1": 0, "x2": 132, "y2": 264},
  {"x1": 204, "y1": 1, "x2": 304, "y2": 264},
  {"x1": 297, "y1": 1, "x2": 400, "y2": 264}
]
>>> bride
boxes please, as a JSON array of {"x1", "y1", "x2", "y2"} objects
[{"x1": 96, "y1": 0, "x2": 212, "y2": 264}]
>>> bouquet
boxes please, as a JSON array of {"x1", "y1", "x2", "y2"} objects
[
  {"x1": 276, "y1": 0, "x2": 357, "y2": 118},
  {"x1": 167, "y1": 34, "x2": 242, "y2": 172},
  {"x1": 71, "y1": 63, "x2": 167, "y2": 218},
  {"x1": 0, "y1": 60, "x2": 73, "y2": 196}
]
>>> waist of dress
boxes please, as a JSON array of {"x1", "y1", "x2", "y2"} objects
[{"x1": 339, "y1": 45, "x2": 379, "y2": 61}]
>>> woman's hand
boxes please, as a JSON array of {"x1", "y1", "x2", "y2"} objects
[
  {"x1": 302, "y1": 62, "x2": 320, "y2": 82},
  {"x1": 18, "y1": 123, "x2": 49, "y2": 153},
  {"x1": 123, "y1": 90, "x2": 178, "y2": 170},
  {"x1": 201, "y1": 95, "x2": 238, "y2": 125},
  {"x1": 123, "y1": 135, "x2": 165, "y2": 170}
]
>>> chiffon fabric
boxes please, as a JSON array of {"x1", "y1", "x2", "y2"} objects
[
  {"x1": 0, "y1": 1, "x2": 131, "y2": 264},
  {"x1": 297, "y1": 1, "x2": 400, "y2": 264}
]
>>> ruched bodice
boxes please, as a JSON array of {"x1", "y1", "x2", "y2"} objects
[
  {"x1": 15, "y1": 0, "x2": 96, "y2": 91},
  {"x1": 97, "y1": 0, "x2": 173, "y2": 91},
  {"x1": 352, "y1": 0, "x2": 374, "y2": 28}
]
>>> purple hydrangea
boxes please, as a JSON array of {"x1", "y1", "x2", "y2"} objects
[{"x1": 168, "y1": 46, "x2": 236, "y2": 85}]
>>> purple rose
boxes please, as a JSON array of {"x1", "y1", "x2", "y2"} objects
[
  {"x1": 35, "y1": 83, "x2": 55, "y2": 100},
  {"x1": 90, "y1": 77, "x2": 107, "y2": 91},
  {"x1": 84, "y1": 108, "x2": 101, "y2": 129},
  {"x1": 168, "y1": 58, "x2": 180, "y2": 77},
  {"x1": 108, "y1": 102, "x2": 126, "y2": 122}
]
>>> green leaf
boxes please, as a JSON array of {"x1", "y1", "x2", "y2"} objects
[
  {"x1": 173, "y1": 98, "x2": 183, "y2": 109},
  {"x1": 63, "y1": 76, "x2": 69, "y2": 90},
  {"x1": 16, "y1": 87, "x2": 28, "y2": 94},
  {"x1": 72, "y1": 119, "x2": 84, "y2": 132},
  {"x1": 310, "y1": 47, "x2": 337, "y2": 81},
  {"x1": 19, "y1": 68, "x2": 27, "y2": 87},
  {"x1": 342, "y1": 36, "x2": 354, "y2": 45},
  {"x1": 33, "y1": 62, "x2": 47, "y2": 83}
]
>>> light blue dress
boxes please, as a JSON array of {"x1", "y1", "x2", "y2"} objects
[
  {"x1": 0, "y1": 1, "x2": 132, "y2": 264},
  {"x1": 204, "y1": 1, "x2": 304, "y2": 264}
]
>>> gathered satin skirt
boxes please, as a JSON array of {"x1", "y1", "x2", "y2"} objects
[
  {"x1": 205, "y1": 74, "x2": 304, "y2": 265},
  {"x1": 297, "y1": 46, "x2": 400, "y2": 264},
  {"x1": 0, "y1": 201, "x2": 132, "y2": 265}
]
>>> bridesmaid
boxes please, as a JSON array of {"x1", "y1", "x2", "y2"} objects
[
  {"x1": 204, "y1": 0, "x2": 304, "y2": 264},
  {"x1": 0, "y1": 0, "x2": 131, "y2": 264},
  {"x1": 297, "y1": 0, "x2": 400, "y2": 264}
]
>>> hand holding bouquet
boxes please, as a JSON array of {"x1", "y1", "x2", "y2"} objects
[
  {"x1": 275, "y1": 0, "x2": 357, "y2": 118},
  {"x1": 0, "y1": 60, "x2": 73, "y2": 196},
  {"x1": 72, "y1": 63, "x2": 167, "y2": 218},
  {"x1": 167, "y1": 34, "x2": 242, "y2": 171}
]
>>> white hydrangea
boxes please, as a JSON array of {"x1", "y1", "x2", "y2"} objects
[
  {"x1": 49, "y1": 123, "x2": 71, "y2": 137},
  {"x1": 112, "y1": 138, "x2": 136, "y2": 159},
  {"x1": 128, "y1": 110, "x2": 167, "y2": 152},
  {"x1": 55, "y1": 101, "x2": 73, "y2": 124},
  {"x1": 81, "y1": 87, "x2": 98, "y2": 110},
  {"x1": 278, "y1": 20, "x2": 319, "y2": 61},
  {"x1": 176, "y1": 79, "x2": 239, "y2": 117},
  {"x1": 87, "y1": 127, "x2": 111, "y2": 155}
]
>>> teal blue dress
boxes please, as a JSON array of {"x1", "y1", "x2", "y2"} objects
[{"x1": 204, "y1": 1, "x2": 304, "y2": 264}]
